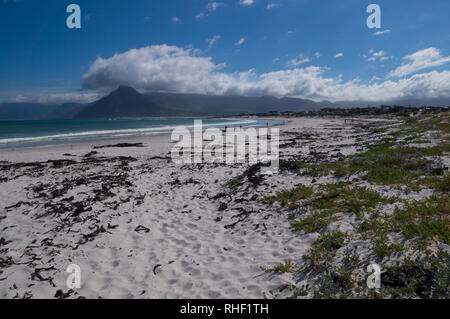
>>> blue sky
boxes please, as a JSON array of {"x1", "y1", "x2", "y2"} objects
[{"x1": 1, "y1": 0, "x2": 450, "y2": 103}]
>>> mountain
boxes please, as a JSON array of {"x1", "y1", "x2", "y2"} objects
[
  {"x1": 331, "y1": 98, "x2": 450, "y2": 109},
  {"x1": 75, "y1": 86, "x2": 167, "y2": 118},
  {"x1": 74, "y1": 89, "x2": 450, "y2": 118},
  {"x1": 2, "y1": 85, "x2": 450, "y2": 121},
  {"x1": 0, "y1": 103, "x2": 58, "y2": 120},
  {"x1": 74, "y1": 86, "x2": 325, "y2": 118},
  {"x1": 0, "y1": 102, "x2": 89, "y2": 120},
  {"x1": 142, "y1": 92, "x2": 324, "y2": 115},
  {"x1": 48, "y1": 103, "x2": 86, "y2": 119}
]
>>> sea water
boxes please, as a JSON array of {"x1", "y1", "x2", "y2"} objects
[{"x1": 0, "y1": 117, "x2": 283, "y2": 149}]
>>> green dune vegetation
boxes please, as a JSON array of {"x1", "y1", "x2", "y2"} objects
[{"x1": 230, "y1": 111, "x2": 449, "y2": 298}]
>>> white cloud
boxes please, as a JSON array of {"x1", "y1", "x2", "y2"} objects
[
  {"x1": 81, "y1": 45, "x2": 450, "y2": 103},
  {"x1": 82, "y1": 45, "x2": 224, "y2": 94},
  {"x1": 239, "y1": 0, "x2": 254, "y2": 6},
  {"x1": 195, "y1": 13, "x2": 206, "y2": 20},
  {"x1": 171, "y1": 16, "x2": 180, "y2": 24},
  {"x1": 374, "y1": 29, "x2": 391, "y2": 36},
  {"x1": 267, "y1": 3, "x2": 279, "y2": 9},
  {"x1": 206, "y1": 35, "x2": 221, "y2": 48},
  {"x1": 370, "y1": 76, "x2": 381, "y2": 83},
  {"x1": 314, "y1": 52, "x2": 321, "y2": 58},
  {"x1": 235, "y1": 37, "x2": 246, "y2": 46},
  {"x1": 272, "y1": 57, "x2": 280, "y2": 63},
  {"x1": 196, "y1": 2, "x2": 224, "y2": 20},
  {"x1": 389, "y1": 47, "x2": 450, "y2": 77},
  {"x1": 366, "y1": 50, "x2": 391, "y2": 62},
  {"x1": 334, "y1": 53, "x2": 343, "y2": 58},
  {"x1": 285, "y1": 30, "x2": 295, "y2": 37},
  {"x1": 207, "y1": 1, "x2": 224, "y2": 11},
  {"x1": 287, "y1": 55, "x2": 311, "y2": 67}
]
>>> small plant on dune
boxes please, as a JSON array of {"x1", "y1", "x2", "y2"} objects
[
  {"x1": 372, "y1": 128, "x2": 388, "y2": 134},
  {"x1": 301, "y1": 231, "x2": 346, "y2": 273},
  {"x1": 264, "y1": 185, "x2": 313, "y2": 205},
  {"x1": 380, "y1": 249, "x2": 449, "y2": 299},
  {"x1": 417, "y1": 144, "x2": 450, "y2": 156},
  {"x1": 260, "y1": 259, "x2": 294, "y2": 273},
  {"x1": 412, "y1": 139, "x2": 431, "y2": 144},
  {"x1": 313, "y1": 267, "x2": 355, "y2": 299},
  {"x1": 358, "y1": 195, "x2": 449, "y2": 256},
  {"x1": 364, "y1": 166, "x2": 418, "y2": 185},
  {"x1": 290, "y1": 210, "x2": 334, "y2": 234},
  {"x1": 371, "y1": 232, "x2": 403, "y2": 259},
  {"x1": 316, "y1": 231, "x2": 346, "y2": 251},
  {"x1": 433, "y1": 173, "x2": 450, "y2": 192},
  {"x1": 299, "y1": 123, "x2": 449, "y2": 187},
  {"x1": 225, "y1": 175, "x2": 243, "y2": 190},
  {"x1": 401, "y1": 113, "x2": 450, "y2": 135},
  {"x1": 289, "y1": 184, "x2": 394, "y2": 233},
  {"x1": 390, "y1": 195, "x2": 450, "y2": 245},
  {"x1": 288, "y1": 284, "x2": 310, "y2": 297}
]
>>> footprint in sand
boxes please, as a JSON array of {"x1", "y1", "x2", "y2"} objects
[{"x1": 185, "y1": 223, "x2": 198, "y2": 230}]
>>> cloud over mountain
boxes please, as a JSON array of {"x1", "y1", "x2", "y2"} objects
[{"x1": 81, "y1": 45, "x2": 450, "y2": 103}]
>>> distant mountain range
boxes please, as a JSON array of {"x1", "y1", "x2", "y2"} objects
[
  {"x1": 0, "y1": 102, "x2": 85, "y2": 120},
  {"x1": 75, "y1": 86, "x2": 329, "y2": 118},
  {"x1": 1, "y1": 85, "x2": 449, "y2": 120}
]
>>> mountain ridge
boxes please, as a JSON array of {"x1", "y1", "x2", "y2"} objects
[
  {"x1": 75, "y1": 86, "x2": 326, "y2": 118},
  {"x1": 1, "y1": 86, "x2": 450, "y2": 120},
  {"x1": 75, "y1": 86, "x2": 168, "y2": 118}
]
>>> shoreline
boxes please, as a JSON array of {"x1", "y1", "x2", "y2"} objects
[
  {"x1": 0, "y1": 117, "x2": 285, "y2": 162},
  {"x1": 0, "y1": 117, "x2": 290, "y2": 163}
]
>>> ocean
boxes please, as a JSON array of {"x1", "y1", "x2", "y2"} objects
[{"x1": 0, "y1": 117, "x2": 283, "y2": 149}]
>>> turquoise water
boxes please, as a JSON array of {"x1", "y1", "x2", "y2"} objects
[{"x1": 0, "y1": 117, "x2": 282, "y2": 149}]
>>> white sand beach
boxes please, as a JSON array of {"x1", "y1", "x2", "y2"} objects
[{"x1": 0, "y1": 116, "x2": 448, "y2": 299}]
